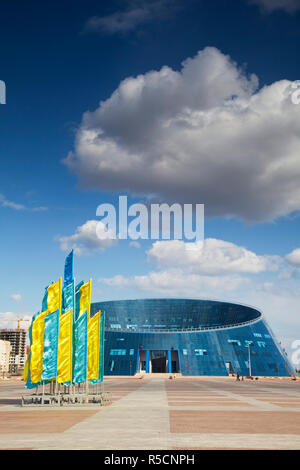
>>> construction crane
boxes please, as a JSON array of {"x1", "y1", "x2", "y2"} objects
[{"x1": 0, "y1": 317, "x2": 30, "y2": 329}]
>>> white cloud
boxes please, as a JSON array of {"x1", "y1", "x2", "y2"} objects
[
  {"x1": 0, "y1": 194, "x2": 25, "y2": 210},
  {"x1": 285, "y1": 248, "x2": 300, "y2": 266},
  {"x1": 242, "y1": 285, "x2": 300, "y2": 348},
  {"x1": 129, "y1": 241, "x2": 141, "y2": 248},
  {"x1": 57, "y1": 219, "x2": 117, "y2": 255},
  {"x1": 65, "y1": 47, "x2": 300, "y2": 222},
  {"x1": 249, "y1": 0, "x2": 300, "y2": 13},
  {"x1": 0, "y1": 194, "x2": 47, "y2": 212},
  {"x1": 147, "y1": 239, "x2": 279, "y2": 274},
  {"x1": 83, "y1": 0, "x2": 180, "y2": 35},
  {"x1": 101, "y1": 238, "x2": 279, "y2": 296},
  {"x1": 10, "y1": 294, "x2": 22, "y2": 303},
  {"x1": 102, "y1": 269, "x2": 249, "y2": 297},
  {"x1": 100, "y1": 239, "x2": 300, "y2": 357}
]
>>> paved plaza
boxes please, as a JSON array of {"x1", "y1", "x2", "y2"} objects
[{"x1": 0, "y1": 376, "x2": 300, "y2": 450}]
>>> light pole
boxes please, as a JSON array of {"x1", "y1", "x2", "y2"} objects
[{"x1": 246, "y1": 343, "x2": 252, "y2": 377}]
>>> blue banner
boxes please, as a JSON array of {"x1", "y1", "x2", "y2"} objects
[
  {"x1": 41, "y1": 287, "x2": 48, "y2": 312},
  {"x1": 73, "y1": 311, "x2": 88, "y2": 383},
  {"x1": 25, "y1": 313, "x2": 38, "y2": 389},
  {"x1": 64, "y1": 250, "x2": 73, "y2": 288},
  {"x1": 74, "y1": 280, "x2": 84, "y2": 320},
  {"x1": 62, "y1": 280, "x2": 74, "y2": 314},
  {"x1": 41, "y1": 310, "x2": 59, "y2": 381}
]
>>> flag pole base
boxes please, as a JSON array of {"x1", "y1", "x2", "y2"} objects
[{"x1": 21, "y1": 382, "x2": 111, "y2": 407}]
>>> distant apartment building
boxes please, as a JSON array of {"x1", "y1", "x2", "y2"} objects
[
  {"x1": 0, "y1": 340, "x2": 10, "y2": 375},
  {"x1": 0, "y1": 329, "x2": 26, "y2": 373}
]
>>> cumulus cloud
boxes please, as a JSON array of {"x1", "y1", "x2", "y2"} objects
[
  {"x1": 241, "y1": 285, "x2": 300, "y2": 353},
  {"x1": 83, "y1": 0, "x2": 180, "y2": 35},
  {"x1": 285, "y1": 248, "x2": 300, "y2": 266},
  {"x1": 65, "y1": 47, "x2": 300, "y2": 222},
  {"x1": 57, "y1": 219, "x2": 117, "y2": 255},
  {"x1": 0, "y1": 194, "x2": 47, "y2": 212},
  {"x1": 10, "y1": 294, "x2": 22, "y2": 303},
  {"x1": 101, "y1": 238, "x2": 280, "y2": 297},
  {"x1": 147, "y1": 238, "x2": 279, "y2": 274},
  {"x1": 99, "y1": 238, "x2": 300, "y2": 353},
  {"x1": 249, "y1": 0, "x2": 300, "y2": 13},
  {"x1": 102, "y1": 269, "x2": 249, "y2": 297},
  {"x1": 129, "y1": 241, "x2": 141, "y2": 248}
]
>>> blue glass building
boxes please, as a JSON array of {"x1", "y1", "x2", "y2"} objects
[{"x1": 91, "y1": 299, "x2": 294, "y2": 377}]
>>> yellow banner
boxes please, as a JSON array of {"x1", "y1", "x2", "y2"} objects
[
  {"x1": 79, "y1": 279, "x2": 92, "y2": 318},
  {"x1": 87, "y1": 310, "x2": 100, "y2": 380},
  {"x1": 30, "y1": 311, "x2": 48, "y2": 383},
  {"x1": 57, "y1": 309, "x2": 73, "y2": 383},
  {"x1": 47, "y1": 278, "x2": 62, "y2": 313},
  {"x1": 23, "y1": 357, "x2": 29, "y2": 382}
]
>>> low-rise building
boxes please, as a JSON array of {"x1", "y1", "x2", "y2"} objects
[{"x1": 0, "y1": 339, "x2": 10, "y2": 376}]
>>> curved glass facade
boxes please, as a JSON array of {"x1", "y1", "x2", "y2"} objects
[{"x1": 91, "y1": 299, "x2": 294, "y2": 377}]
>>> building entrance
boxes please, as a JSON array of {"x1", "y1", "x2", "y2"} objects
[
  {"x1": 138, "y1": 349, "x2": 180, "y2": 374},
  {"x1": 151, "y1": 350, "x2": 167, "y2": 373}
]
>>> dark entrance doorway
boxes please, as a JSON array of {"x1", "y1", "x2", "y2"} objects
[
  {"x1": 151, "y1": 350, "x2": 167, "y2": 373},
  {"x1": 225, "y1": 361, "x2": 234, "y2": 375},
  {"x1": 138, "y1": 349, "x2": 180, "y2": 373}
]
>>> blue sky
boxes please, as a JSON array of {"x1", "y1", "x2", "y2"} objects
[{"x1": 0, "y1": 0, "x2": 300, "y2": 360}]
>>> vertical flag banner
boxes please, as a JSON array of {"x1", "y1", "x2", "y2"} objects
[
  {"x1": 78, "y1": 279, "x2": 92, "y2": 318},
  {"x1": 75, "y1": 281, "x2": 84, "y2": 320},
  {"x1": 99, "y1": 311, "x2": 105, "y2": 382},
  {"x1": 46, "y1": 279, "x2": 62, "y2": 313},
  {"x1": 73, "y1": 311, "x2": 88, "y2": 384},
  {"x1": 64, "y1": 250, "x2": 73, "y2": 288},
  {"x1": 41, "y1": 288, "x2": 48, "y2": 312},
  {"x1": 23, "y1": 357, "x2": 29, "y2": 383},
  {"x1": 39, "y1": 278, "x2": 62, "y2": 382},
  {"x1": 62, "y1": 281, "x2": 74, "y2": 313},
  {"x1": 25, "y1": 314, "x2": 39, "y2": 389},
  {"x1": 24, "y1": 252, "x2": 105, "y2": 388},
  {"x1": 57, "y1": 251, "x2": 75, "y2": 383},
  {"x1": 57, "y1": 308, "x2": 73, "y2": 383},
  {"x1": 91, "y1": 311, "x2": 105, "y2": 384},
  {"x1": 41, "y1": 310, "x2": 59, "y2": 380},
  {"x1": 30, "y1": 311, "x2": 48, "y2": 383},
  {"x1": 87, "y1": 311, "x2": 100, "y2": 380}
]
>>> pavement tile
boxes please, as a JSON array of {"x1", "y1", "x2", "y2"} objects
[
  {"x1": 170, "y1": 410, "x2": 300, "y2": 434},
  {"x1": 0, "y1": 410, "x2": 99, "y2": 434}
]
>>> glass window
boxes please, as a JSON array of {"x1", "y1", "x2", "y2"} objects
[
  {"x1": 129, "y1": 349, "x2": 134, "y2": 355},
  {"x1": 110, "y1": 324, "x2": 122, "y2": 329},
  {"x1": 182, "y1": 349, "x2": 188, "y2": 355},
  {"x1": 195, "y1": 349, "x2": 208, "y2": 356},
  {"x1": 110, "y1": 349, "x2": 126, "y2": 355},
  {"x1": 228, "y1": 339, "x2": 241, "y2": 346}
]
